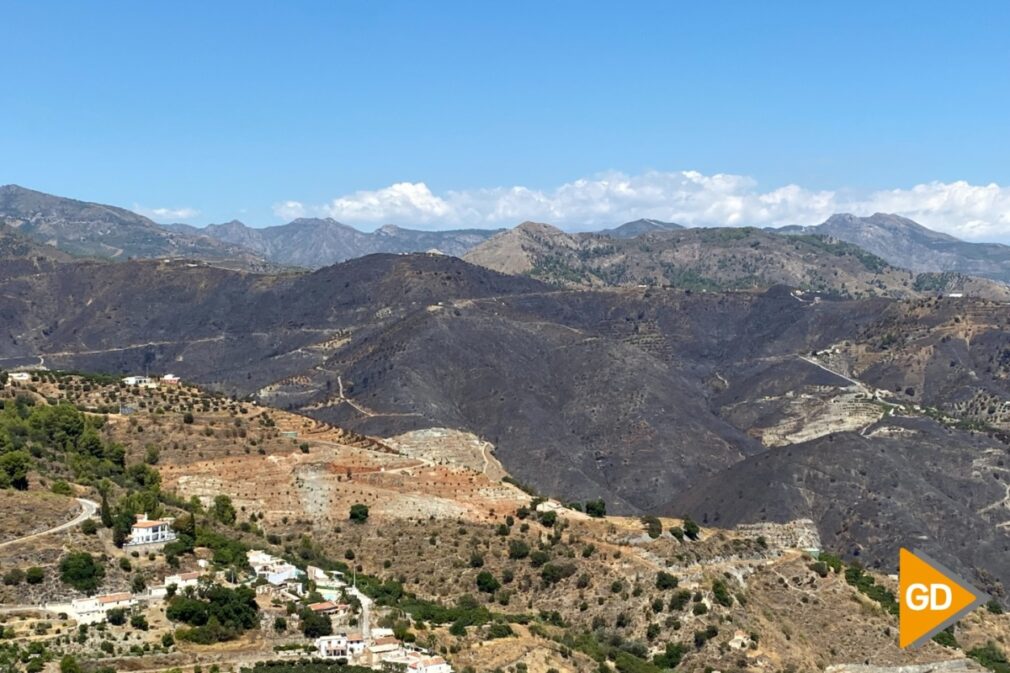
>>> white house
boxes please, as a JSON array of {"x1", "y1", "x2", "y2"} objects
[
  {"x1": 315, "y1": 634, "x2": 349, "y2": 658},
  {"x1": 247, "y1": 550, "x2": 303, "y2": 586},
  {"x1": 69, "y1": 592, "x2": 137, "y2": 624},
  {"x1": 8, "y1": 372, "x2": 31, "y2": 383},
  {"x1": 122, "y1": 376, "x2": 157, "y2": 388},
  {"x1": 149, "y1": 571, "x2": 202, "y2": 598},
  {"x1": 307, "y1": 565, "x2": 346, "y2": 599},
  {"x1": 125, "y1": 514, "x2": 176, "y2": 547},
  {"x1": 161, "y1": 374, "x2": 181, "y2": 385},
  {"x1": 345, "y1": 632, "x2": 366, "y2": 657}
]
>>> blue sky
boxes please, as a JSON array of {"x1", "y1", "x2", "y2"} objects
[{"x1": 2, "y1": 1, "x2": 1010, "y2": 238}]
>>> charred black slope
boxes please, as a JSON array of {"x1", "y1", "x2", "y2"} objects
[
  {"x1": 0, "y1": 253, "x2": 547, "y2": 389},
  {"x1": 5, "y1": 252, "x2": 1010, "y2": 595},
  {"x1": 667, "y1": 416, "x2": 1010, "y2": 596}
]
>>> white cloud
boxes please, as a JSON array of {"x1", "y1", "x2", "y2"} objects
[
  {"x1": 134, "y1": 204, "x2": 200, "y2": 221},
  {"x1": 272, "y1": 200, "x2": 307, "y2": 220},
  {"x1": 276, "y1": 171, "x2": 1010, "y2": 241}
]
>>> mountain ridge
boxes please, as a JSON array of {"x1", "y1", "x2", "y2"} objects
[
  {"x1": 778, "y1": 212, "x2": 1010, "y2": 282},
  {"x1": 0, "y1": 184, "x2": 275, "y2": 271}
]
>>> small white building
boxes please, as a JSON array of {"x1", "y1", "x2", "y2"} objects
[
  {"x1": 149, "y1": 571, "x2": 202, "y2": 598},
  {"x1": 70, "y1": 592, "x2": 137, "y2": 624},
  {"x1": 315, "y1": 634, "x2": 349, "y2": 658},
  {"x1": 8, "y1": 372, "x2": 31, "y2": 382},
  {"x1": 307, "y1": 565, "x2": 347, "y2": 599},
  {"x1": 125, "y1": 514, "x2": 176, "y2": 547},
  {"x1": 247, "y1": 550, "x2": 303, "y2": 586},
  {"x1": 122, "y1": 376, "x2": 157, "y2": 388},
  {"x1": 161, "y1": 374, "x2": 181, "y2": 385}
]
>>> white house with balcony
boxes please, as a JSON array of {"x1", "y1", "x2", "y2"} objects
[{"x1": 125, "y1": 514, "x2": 176, "y2": 548}]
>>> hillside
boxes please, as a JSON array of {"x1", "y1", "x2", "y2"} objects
[
  {"x1": 4, "y1": 254, "x2": 1010, "y2": 604},
  {"x1": 1, "y1": 373, "x2": 1007, "y2": 673},
  {"x1": 465, "y1": 222, "x2": 931, "y2": 298},
  {"x1": 0, "y1": 185, "x2": 274, "y2": 270},
  {"x1": 781, "y1": 212, "x2": 1010, "y2": 283},
  {"x1": 173, "y1": 217, "x2": 503, "y2": 268}
]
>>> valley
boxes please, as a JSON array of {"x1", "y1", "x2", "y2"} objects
[{"x1": 1, "y1": 373, "x2": 1008, "y2": 673}]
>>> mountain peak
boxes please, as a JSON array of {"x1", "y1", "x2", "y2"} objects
[{"x1": 599, "y1": 218, "x2": 684, "y2": 239}]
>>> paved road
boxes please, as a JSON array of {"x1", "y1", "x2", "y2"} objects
[{"x1": 0, "y1": 497, "x2": 98, "y2": 552}]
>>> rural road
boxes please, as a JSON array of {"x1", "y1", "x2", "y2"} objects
[{"x1": 0, "y1": 497, "x2": 98, "y2": 552}]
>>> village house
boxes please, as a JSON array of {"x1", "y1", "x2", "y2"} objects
[
  {"x1": 345, "y1": 632, "x2": 366, "y2": 658},
  {"x1": 7, "y1": 372, "x2": 31, "y2": 383},
  {"x1": 247, "y1": 550, "x2": 303, "y2": 586},
  {"x1": 149, "y1": 571, "x2": 202, "y2": 599},
  {"x1": 307, "y1": 600, "x2": 348, "y2": 616},
  {"x1": 315, "y1": 634, "x2": 349, "y2": 658},
  {"x1": 125, "y1": 514, "x2": 176, "y2": 548},
  {"x1": 161, "y1": 373, "x2": 181, "y2": 385},
  {"x1": 306, "y1": 565, "x2": 347, "y2": 600},
  {"x1": 362, "y1": 636, "x2": 405, "y2": 665},
  {"x1": 122, "y1": 375, "x2": 158, "y2": 388},
  {"x1": 68, "y1": 592, "x2": 137, "y2": 625}
]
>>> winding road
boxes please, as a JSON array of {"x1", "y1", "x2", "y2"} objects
[{"x1": 0, "y1": 497, "x2": 98, "y2": 552}]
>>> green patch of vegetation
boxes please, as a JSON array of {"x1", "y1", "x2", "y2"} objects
[
  {"x1": 844, "y1": 565, "x2": 898, "y2": 616},
  {"x1": 968, "y1": 642, "x2": 1010, "y2": 673},
  {"x1": 167, "y1": 585, "x2": 259, "y2": 644}
]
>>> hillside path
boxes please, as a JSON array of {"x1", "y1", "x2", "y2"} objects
[{"x1": 0, "y1": 498, "x2": 98, "y2": 552}]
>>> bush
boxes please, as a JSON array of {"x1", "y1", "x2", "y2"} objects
[
  {"x1": 476, "y1": 571, "x2": 500, "y2": 594},
  {"x1": 487, "y1": 621, "x2": 514, "y2": 639},
  {"x1": 641, "y1": 516, "x2": 662, "y2": 539},
  {"x1": 3, "y1": 568, "x2": 24, "y2": 586},
  {"x1": 712, "y1": 579, "x2": 733, "y2": 607},
  {"x1": 656, "y1": 571, "x2": 678, "y2": 590},
  {"x1": 130, "y1": 613, "x2": 149, "y2": 630},
  {"x1": 107, "y1": 608, "x2": 127, "y2": 626},
  {"x1": 25, "y1": 566, "x2": 44, "y2": 585},
  {"x1": 51, "y1": 480, "x2": 73, "y2": 496},
  {"x1": 80, "y1": 519, "x2": 98, "y2": 535},
  {"x1": 349, "y1": 503, "x2": 369, "y2": 523},
  {"x1": 968, "y1": 642, "x2": 1010, "y2": 673},
  {"x1": 540, "y1": 563, "x2": 576, "y2": 586},
  {"x1": 59, "y1": 552, "x2": 105, "y2": 594},
  {"x1": 683, "y1": 517, "x2": 700, "y2": 541},
  {"x1": 585, "y1": 499, "x2": 606, "y2": 518},
  {"x1": 507, "y1": 539, "x2": 530, "y2": 560},
  {"x1": 300, "y1": 610, "x2": 333, "y2": 638}
]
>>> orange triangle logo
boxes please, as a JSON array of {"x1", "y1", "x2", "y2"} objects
[{"x1": 899, "y1": 548, "x2": 988, "y2": 649}]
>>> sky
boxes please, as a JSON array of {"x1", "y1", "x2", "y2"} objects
[{"x1": 2, "y1": 1, "x2": 1010, "y2": 239}]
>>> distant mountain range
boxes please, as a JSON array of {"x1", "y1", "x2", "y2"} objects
[
  {"x1": 4, "y1": 184, "x2": 1010, "y2": 293},
  {"x1": 462, "y1": 221, "x2": 1010, "y2": 300},
  {"x1": 167, "y1": 218, "x2": 504, "y2": 268},
  {"x1": 778, "y1": 212, "x2": 1010, "y2": 282},
  {"x1": 0, "y1": 185, "x2": 276, "y2": 271}
]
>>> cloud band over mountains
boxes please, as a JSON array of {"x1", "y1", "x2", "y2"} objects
[{"x1": 273, "y1": 171, "x2": 1010, "y2": 241}]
